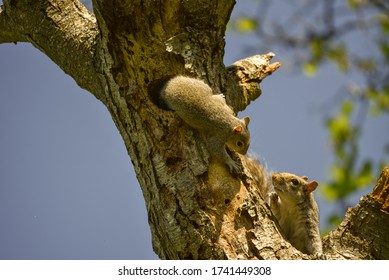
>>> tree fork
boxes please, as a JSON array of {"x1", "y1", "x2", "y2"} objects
[{"x1": 0, "y1": 0, "x2": 388, "y2": 259}]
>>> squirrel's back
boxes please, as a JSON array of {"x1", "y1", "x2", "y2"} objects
[
  {"x1": 159, "y1": 76, "x2": 250, "y2": 173},
  {"x1": 161, "y1": 76, "x2": 236, "y2": 131}
]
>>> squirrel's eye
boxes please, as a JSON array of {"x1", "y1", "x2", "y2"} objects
[
  {"x1": 291, "y1": 179, "x2": 299, "y2": 186},
  {"x1": 237, "y1": 141, "x2": 243, "y2": 147}
]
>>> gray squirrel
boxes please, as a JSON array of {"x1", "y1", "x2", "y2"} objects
[
  {"x1": 269, "y1": 172, "x2": 322, "y2": 255},
  {"x1": 160, "y1": 76, "x2": 250, "y2": 173}
]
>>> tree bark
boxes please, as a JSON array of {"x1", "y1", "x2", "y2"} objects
[
  {"x1": 1, "y1": 0, "x2": 388, "y2": 260},
  {"x1": 323, "y1": 167, "x2": 389, "y2": 259}
]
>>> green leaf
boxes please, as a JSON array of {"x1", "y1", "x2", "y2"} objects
[
  {"x1": 235, "y1": 17, "x2": 258, "y2": 33},
  {"x1": 309, "y1": 38, "x2": 324, "y2": 61},
  {"x1": 328, "y1": 44, "x2": 349, "y2": 72},
  {"x1": 320, "y1": 182, "x2": 338, "y2": 201},
  {"x1": 327, "y1": 214, "x2": 343, "y2": 227},
  {"x1": 355, "y1": 160, "x2": 374, "y2": 188},
  {"x1": 368, "y1": 87, "x2": 389, "y2": 115},
  {"x1": 380, "y1": 41, "x2": 389, "y2": 62},
  {"x1": 302, "y1": 62, "x2": 317, "y2": 77},
  {"x1": 347, "y1": 0, "x2": 361, "y2": 10},
  {"x1": 341, "y1": 100, "x2": 354, "y2": 115},
  {"x1": 379, "y1": 14, "x2": 389, "y2": 34},
  {"x1": 323, "y1": 214, "x2": 344, "y2": 235},
  {"x1": 326, "y1": 112, "x2": 352, "y2": 153}
]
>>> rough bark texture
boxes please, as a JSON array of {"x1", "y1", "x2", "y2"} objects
[
  {"x1": 323, "y1": 168, "x2": 389, "y2": 259},
  {"x1": 1, "y1": 0, "x2": 388, "y2": 260}
]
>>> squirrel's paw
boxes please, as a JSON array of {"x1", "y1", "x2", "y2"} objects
[
  {"x1": 312, "y1": 252, "x2": 325, "y2": 260},
  {"x1": 226, "y1": 158, "x2": 243, "y2": 174},
  {"x1": 268, "y1": 192, "x2": 280, "y2": 213},
  {"x1": 269, "y1": 192, "x2": 279, "y2": 201}
]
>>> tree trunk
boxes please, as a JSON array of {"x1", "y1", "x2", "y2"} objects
[{"x1": 1, "y1": 0, "x2": 388, "y2": 260}]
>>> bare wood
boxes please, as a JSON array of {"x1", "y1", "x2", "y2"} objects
[{"x1": 227, "y1": 53, "x2": 281, "y2": 112}]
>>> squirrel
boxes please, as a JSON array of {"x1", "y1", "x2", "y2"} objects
[
  {"x1": 269, "y1": 172, "x2": 322, "y2": 255},
  {"x1": 159, "y1": 76, "x2": 250, "y2": 173}
]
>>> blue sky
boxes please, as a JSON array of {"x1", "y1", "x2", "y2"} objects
[{"x1": 0, "y1": 1, "x2": 388, "y2": 259}]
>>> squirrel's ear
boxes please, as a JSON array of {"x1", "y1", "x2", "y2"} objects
[
  {"x1": 306, "y1": 181, "x2": 318, "y2": 193},
  {"x1": 233, "y1": 125, "x2": 243, "y2": 134},
  {"x1": 302, "y1": 176, "x2": 309, "y2": 181},
  {"x1": 242, "y1": 116, "x2": 250, "y2": 127}
]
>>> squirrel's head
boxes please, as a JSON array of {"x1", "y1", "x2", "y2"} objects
[
  {"x1": 227, "y1": 116, "x2": 250, "y2": 155},
  {"x1": 272, "y1": 172, "x2": 318, "y2": 202}
]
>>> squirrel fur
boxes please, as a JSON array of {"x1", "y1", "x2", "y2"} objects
[
  {"x1": 269, "y1": 172, "x2": 322, "y2": 255},
  {"x1": 160, "y1": 76, "x2": 250, "y2": 173}
]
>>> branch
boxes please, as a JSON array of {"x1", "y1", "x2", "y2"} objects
[
  {"x1": 0, "y1": 0, "x2": 101, "y2": 98},
  {"x1": 0, "y1": 3, "x2": 25, "y2": 43},
  {"x1": 323, "y1": 167, "x2": 389, "y2": 259},
  {"x1": 226, "y1": 52, "x2": 281, "y2": 112},
  {"x1": 89, "y1": 0, "x2": 297, "y2": 260}
]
